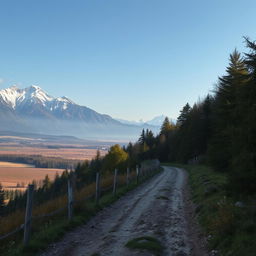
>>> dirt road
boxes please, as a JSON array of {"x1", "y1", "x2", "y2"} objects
[{"x1": 40, "y1": 166, "x2": 207, "y2": 256}]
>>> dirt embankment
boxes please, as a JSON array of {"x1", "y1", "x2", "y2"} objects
[{"x1": 40, "y1": 166, "x2": 208, "y2": 256}]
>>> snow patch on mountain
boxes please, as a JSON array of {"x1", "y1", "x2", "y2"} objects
[
  {"x1": 23, "y1": 85, "x2": 54, "y2": 105},
  {"x1": 116, "y1": 115, "x2": 174, "y2": 127},
  {"x1": 0, "y1": 85, "x2": 21, "y2": 108},
  {"x1": 146, "y1": 115, "x2": 169, "y2": 126},
  {"x1": 0, "y1": 85, "x2": 73, "y2": 111}
]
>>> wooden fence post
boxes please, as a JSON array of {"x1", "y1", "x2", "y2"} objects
[
  {"x1": 113, "y1": 169, "x2": 118, "y2": 195},
  {"x1": 136, "y1": 165, "x2": 139, "y2": 184},
  {"x1": 95, "y1": 172, "x2": 100, "y2": 204},
  {"x1": 126, "y1": 167, "x2": 130, "y2": 186},
  {"x1": 24, "y1": 184, "x2": 34, "y2": 246},
  {"x1": 67, "y1": 178, "x2": 73, "y2": 221}
]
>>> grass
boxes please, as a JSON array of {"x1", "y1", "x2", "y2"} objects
[
  {"x1": 0, "y1": 162, "x2": 34, "y2": 168},
  {"x1": 0, "y1": 167, "x2": 65, "y2": 189},
  {"x1": 159, "y1": 188, "x2": 171, "y2": 192},
  {"x1": 125, "y1": 236, "x2": 164, "y2": 256},
  {"x1": 166, "y1": 163, "x2": 256, "y2": 256},
  {"x1": 156, "y1": 195, "x2": 169, "y2": 200},
  {"x1": 1, "y1": 167, "x2": 162, "y2": 256}
]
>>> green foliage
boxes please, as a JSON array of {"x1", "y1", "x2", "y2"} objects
[
  {"x1": 125, "y1": 236, "x2": 164, "y2": 256},
  {"x1": 160, "y1": 117, "x2": 174, "y2": 135},
  {"x1": 42, "y1": 175, "x2": 51, "y2": 190},
  {"x1": 103, "y1": 144, "x2": 128, "y2": 171},
  {"x1": 208, "y1": 50, "x2": 248, "y2": 171},
  {"x1": 177, "y1": 103, "x2": 191, "y2": 126},
  {"x1": 166, "y1": 97, "x2": 213, "y2": 163},
  {"x1": 156, "y1": 195, "x2": 169, "y2": 200}
]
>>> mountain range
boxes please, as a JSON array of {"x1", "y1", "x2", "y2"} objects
[{"x1": 0, "y1": 85, "x2": 165, "y2": 141}]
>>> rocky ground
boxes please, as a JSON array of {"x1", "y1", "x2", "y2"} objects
[{"x1": 40, "y1": 166, "x2": 208, "y2": 256}]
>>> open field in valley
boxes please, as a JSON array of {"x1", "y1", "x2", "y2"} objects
[
  {"x1": 0, "y1": 161, "x2": 35, "y2": 168},
  {"x1": 0, "y1": 134, "x2": 109, "y2": 160},
  {"x1": 0, "y1": 145, "x2": 106, "y2": 160},
  {"x1": 0, "y1": 136, "x2": 109, "y2": 191},
  {"x1": 0, "y1": 166, "x2": 65, "y2": 190}
]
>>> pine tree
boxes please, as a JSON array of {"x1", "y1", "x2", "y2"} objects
[
  {"x1": 229, "y1": 38, "x2": 256, "y2": 193},
  {"x1": 160, "y1": 117, "x2": 173, "y2": 135},
  {"x1": 208, "y1": 50, "x2": 248, "y2": 171},
  {"x1": 138, "y1": 129, "x2": 146, "y2": 145},
  {"x1": 177, "y1": 103, "x2": 191, "y2": 126},
  {"x1": 43, "y1": 175, "x2": 51, "y2": 190},
  {"x1": 90, "y1": 150, "x2": 102, "y2": 172},
  {"x1": 145, "y1": 129, "x2": 155, "y2": 149}
]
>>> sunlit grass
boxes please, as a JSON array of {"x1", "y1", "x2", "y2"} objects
[{"x1": 0, "y1": 169, "x2": 137, "y2": 238}]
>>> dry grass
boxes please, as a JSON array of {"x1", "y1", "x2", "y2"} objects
[
  {"x1": 0, "y1": 162, "x2": 34, "y2": 168},
  {"x1": 74, "y1": 183, "x2": 96, "y2": 201},
  {"x1": 0, "y1": 196, "x2": 68, "y2": 237},
  {"x1": 0, "y1": 195, "x2": 68, "y2": 237},
  {"x1": 33, "y1": 195, "x2": 68, "y2": 217},
  {"x1": 0, "y1": 145, "x2": 106, "y2": 160},
  {"x1": 0, "y1": 169, "x2": 139, "y2": 238},
  {"x1": 0, "y1": 209, "x2": 25, "y2": 236},
  {"x1": 0, "y1": 172, "x2": 120, "y2": 237},
  {"x1": 0, "y1": 167, "x2": 64, "y2": 189}
]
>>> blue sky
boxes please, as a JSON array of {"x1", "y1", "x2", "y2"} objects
[{"x1": 0, "y1": 0, "x2": 256, "y2": 121}]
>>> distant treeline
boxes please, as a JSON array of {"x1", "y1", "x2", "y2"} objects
[{"x1": 0, "y1": 155, "x2": 79, "y2": 169}]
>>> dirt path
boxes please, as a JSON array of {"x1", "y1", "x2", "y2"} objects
[{"x1": 40, "y1": 166, "x2": 208, "y2": 256}]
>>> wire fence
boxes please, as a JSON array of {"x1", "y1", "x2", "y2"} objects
[
  {"x1": 0, "y1": 160, "x2": 160, "y2": 245},
  {"x1": 0, "y1": 224, "x2": 24, "y2": 241}
]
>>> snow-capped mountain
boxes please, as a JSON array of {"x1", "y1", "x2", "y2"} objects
[
  {"x1": 116, "y1": 115, "x2": 175, "y2": 127},
  {"x1": 0, "y1": 85, "x2": 116, "y2": 122},
  {"x1": 0, "y1": 85, "x2": 159, "y2": 140},
  {"x1": 146, "y1": 115, "x2": 175, "y2": 126},
  {"x1": 0, "y1": 85, "x2": 77, "y2": 115},
  {"x1": 115, "y1": 118, "x2": 144, "y2": 126},
  {"x1": 0, "y1": 85, "x2": 54, "y2": 109}
]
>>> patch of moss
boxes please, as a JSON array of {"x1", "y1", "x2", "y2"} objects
[
  {"x1": 156, "y1": 195, "x2": 169, "y2": 200},
  {"x1": 125, "y1": 236, "x2": 164, "y2": 256}
]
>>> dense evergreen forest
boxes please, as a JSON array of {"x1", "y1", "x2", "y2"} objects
[{"x1": 133, "y1": 37, "x2": 256, "y2": 196}]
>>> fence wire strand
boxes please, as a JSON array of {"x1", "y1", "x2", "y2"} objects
[
  {"x1": 0, "y1": 224, "x2": 24, "y2": 241},
  {"x1": 0, "y1": 163, "x2": 160, "y2": 242}
]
